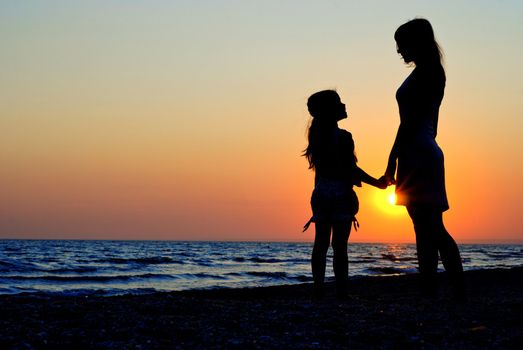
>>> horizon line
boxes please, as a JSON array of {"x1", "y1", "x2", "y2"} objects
[{"x1": 1, "y1": 237, "x2": 522, "y2": 245}]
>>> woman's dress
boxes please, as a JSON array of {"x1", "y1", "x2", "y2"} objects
[{"x1": 395, "y1": 67, "x2": 449, "y2": 210}]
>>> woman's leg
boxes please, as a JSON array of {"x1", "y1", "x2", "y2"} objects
[
  {"x1": 332, "y1": 221, "x2": 351, "y2": 296},
  {"x1": 407, "y1": 206, "x2": 439, "y2": 296},
  {"x1": 311, "y1": 222, "x2": 331, "y2": 296},
  {"x1": 434, "y1": 213, "x2": 465, "y2": 298}
]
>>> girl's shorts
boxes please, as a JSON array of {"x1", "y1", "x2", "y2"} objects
[{"x1": 311, "y1": 178, "x2": 358, "y2": 223}]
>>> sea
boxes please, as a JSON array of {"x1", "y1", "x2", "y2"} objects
[{"x1": 0, "y1": 240, "x2": 521, "y2": 296}]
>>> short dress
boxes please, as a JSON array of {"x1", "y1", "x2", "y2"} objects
[
  {"x1": 395, "y1": 67, "x2": 449, "y2": 211},
  {"x1": 304, "y1": 128, "x2": 361, "y2": 230}
]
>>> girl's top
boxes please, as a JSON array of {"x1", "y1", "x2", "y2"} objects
[
  {"x1": 304, "y1": 127, "x2": 361, "y2": 231},
  {"x1": 313, "y1": 128, "x2": 361, "y2": 188}
]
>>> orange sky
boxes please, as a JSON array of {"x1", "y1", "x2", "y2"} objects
[{"x1": 1, "y1": 1, "x2": 522, "y2": 243}]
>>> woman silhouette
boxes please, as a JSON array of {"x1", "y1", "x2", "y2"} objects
[{"x1": 384, "y1": 19, "x2": 465, "y2": 299}]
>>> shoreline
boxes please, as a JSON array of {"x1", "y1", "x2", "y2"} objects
[{"x1": 1, "y1": 267, "x2": 521, "y2": 349}]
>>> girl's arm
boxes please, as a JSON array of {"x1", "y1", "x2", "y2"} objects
[{"x1": 357, "y1": 167, "x2": 387, "y2": 189}]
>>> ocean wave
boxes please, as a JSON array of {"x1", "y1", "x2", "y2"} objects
[
  {"x1": 484, "y1": 252, "x2": 521, "y2": 259},
  {"x1": 232, "y1": 257, "x2": 308, "y2": 264},
  {"x1": 61, "y1": 287, "x2": 160, "y2": 297},
  {"x1": 0, "y1": 259, "x2": 38, "y2": 272},
  {"x1": 0, "y1": 260, "x2": 16, "y2": 267},
  {"x1": 245, "y1": 271, "x2": 289, "y2": 278},
  {"x1": 2, "y1": 247, "x2": 20, "y2": 252},
  {"x1": 0, "y1": 273, "x2": 177, "y2": 282},
  {"x1": 189, "y1": 259, "x2": 213, "y2": 267},
  {"x1": 225, "y1": 271, "x2": 311, "y2": 282},
  {"x1": 367, "y1": 267, "x2": 413, "y2": 275},
  {"x1": 249, "y1": 257, "x2": 286, "y2": 263},
  {"x1": 96, "y1": 257, "x2": 184, "y2": 265},
  {"x1": 381, "y1": 254, "x2": 417, "y2": 262},
  {"x1": 350, "y1": 259, "x2": 377, "y2": 264},
  {"x1": 294, "y1": 275, "x2": 313, "y2": 282},
  {"x1": 177, "y1": 273, "x2": 228, "y2": 280},
  {"x1": 46, "y1": 266, "x2": 99, "y2": 274},
  {"x1": 0, "y1": 262, "x2": 101, "y2": 274}
]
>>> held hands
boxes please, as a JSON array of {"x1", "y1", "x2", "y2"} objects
[
  {"x1": 376, "y1": 172, "x2": 396, "y2": 190},
  {"x1": 384, "y1": 160, "x2": 397, "y2": 187},
  {"x1": 384, "y1": 174, "x2": 396, "y2": 186},
  {"x1": 376, "y1": 176, "x2": 389, "y2": 189},
  {"x1": 360, "y1": 166, "x2": 395, "y2": 189}
]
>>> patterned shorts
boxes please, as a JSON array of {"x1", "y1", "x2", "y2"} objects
[{"x1": 310, "y1": 178, "x2": 358, "y2": 223}]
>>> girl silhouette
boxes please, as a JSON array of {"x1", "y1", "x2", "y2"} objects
[
  {"x1": 384, "y1": 19, "x2": 465, "y2": 299},
  {"x1": 304, "y1": 90, "x2": 386, "y2": 298}
]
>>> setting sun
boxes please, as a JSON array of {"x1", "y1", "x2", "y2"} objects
[
  {"x1": 373, "y1": 187, "x2": 406, "y2": 216},
  {"x1": 388, "y1": 193, "x2": 396, "y2": 205}
]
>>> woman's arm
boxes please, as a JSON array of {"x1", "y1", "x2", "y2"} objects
[{"x1": 385, "y1": 123, "x2": 405, "y2": 184}]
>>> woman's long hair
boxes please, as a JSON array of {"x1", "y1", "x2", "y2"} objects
[{"x1": 395, "y1": 18, "x2": 445, "y2": 76}]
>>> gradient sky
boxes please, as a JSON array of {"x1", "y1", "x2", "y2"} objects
[{"x1": 1, "y1": 1, "x2": 522, "y2": 242}]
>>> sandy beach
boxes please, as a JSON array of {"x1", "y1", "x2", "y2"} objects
[{"x1": 1, "y1": 267, "x2": 521, "y2": 349}]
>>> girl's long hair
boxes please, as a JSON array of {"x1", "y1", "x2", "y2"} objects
[
  {"x1": 304, "y1": 117, "x2": 333, "y2": 170},
  {"x1": 303, "y1": 90, "x2": 356, "y2": 170}
]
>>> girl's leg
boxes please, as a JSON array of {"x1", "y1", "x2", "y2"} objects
[
  {"x1": 434, "y1": 213, "x2": 465, "y2": 299},
  {"x1": 311, "y1": 222, "x2": 331, "y2": 296},
  {"x1": 407, "y1": 206, "x2": 439, "y2": 296},
  {"x1": 332, "y1": 221, "x2": 351, "y2": 296}
]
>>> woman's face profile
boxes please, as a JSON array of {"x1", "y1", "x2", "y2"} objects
[{"x1": 396, "y1": 40, "x2": 414, "y2": 64}]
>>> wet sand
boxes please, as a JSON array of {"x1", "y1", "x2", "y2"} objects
[{"x1": 1, "y1": 267, "x2": 521, "y2": 349}]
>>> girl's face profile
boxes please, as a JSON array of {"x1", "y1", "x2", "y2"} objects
[{"x1": 333, "y1": 96, "x2": 347, "y2": 121}]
